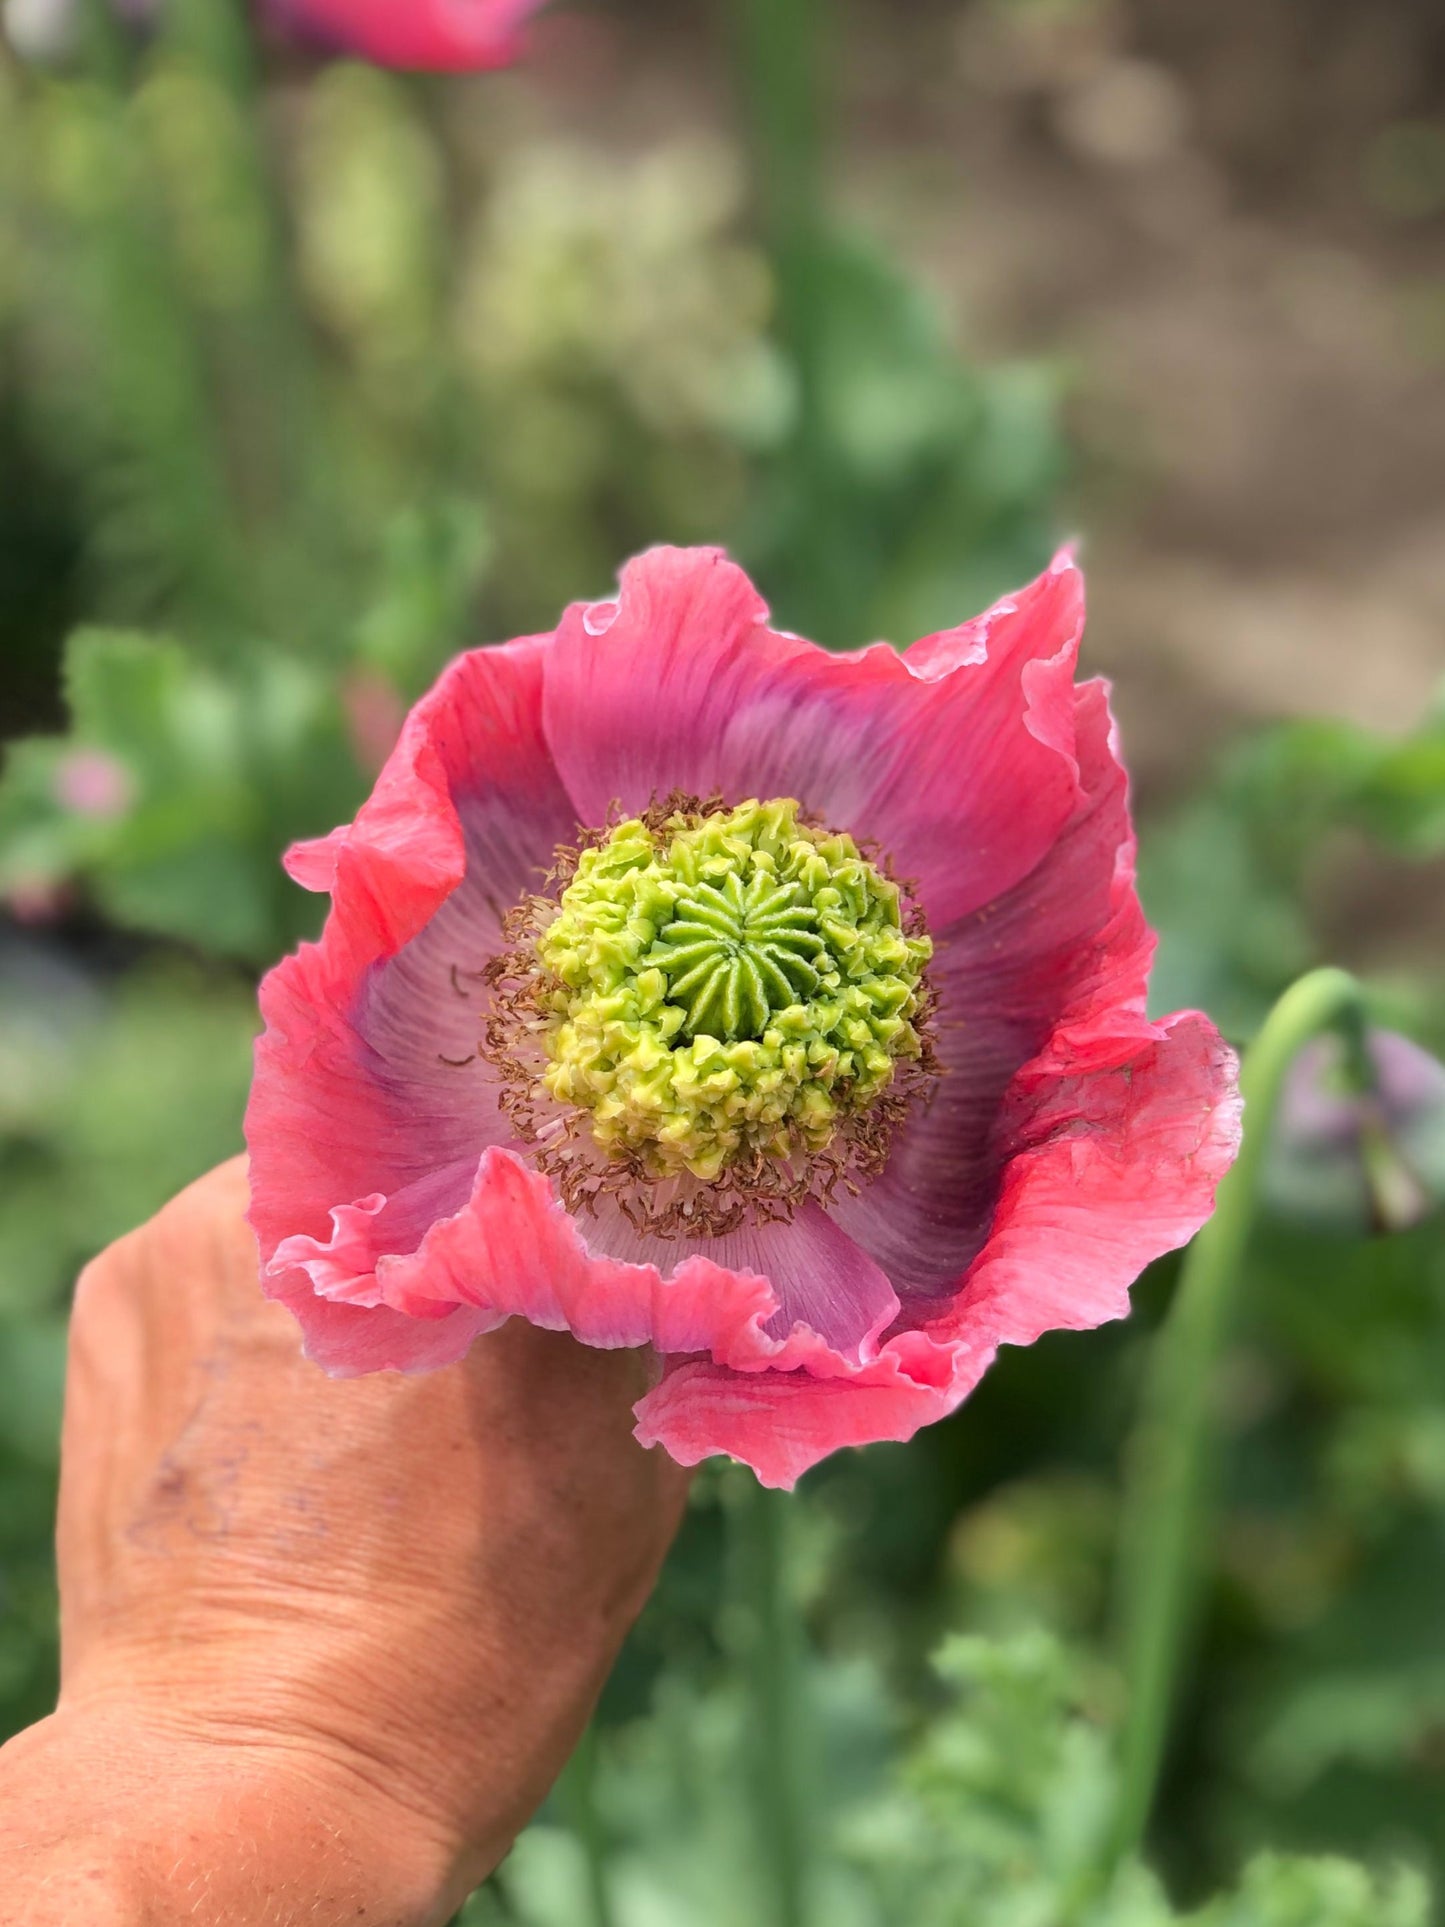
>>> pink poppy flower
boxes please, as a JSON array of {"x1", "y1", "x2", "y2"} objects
[
  {"x1": 52, "y1": 748, "x2": 135, "y2": 821},
  {"x1": 264, "y1": 0, "x2": 544, "y2": 70},
  {"x1": 5, "y1": 0, "x2": 541, "y2": 68},
  {"x1": 246, "y1": 546, "x2": 1241, "y2": 1487}
]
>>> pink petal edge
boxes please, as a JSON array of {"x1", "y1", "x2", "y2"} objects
[
  {"x1": 246, "y1": 636, "x2": 575, "y2": 1371},
  {"x1": 542, "y1": 545, "x2": 1089, "y2": 928}
]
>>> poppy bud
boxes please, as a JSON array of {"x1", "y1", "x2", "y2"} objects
[{"x1": 1269, "y1": 1029, "x2": 1445, "y2": 1235}]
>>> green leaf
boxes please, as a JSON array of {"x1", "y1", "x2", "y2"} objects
[
  {"x1": 0, "y1": 1318, "x2": 66, "y2": 1468},
  {"x1": 0, "y1": 625, "x2": 362, "y2": 960},
  {"x1": 1191, "y1": 1852, "x2": 1429, "y2": 1927}
]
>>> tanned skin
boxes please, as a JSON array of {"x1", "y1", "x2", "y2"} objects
[{"x1": 0, "y1": 1158, "x2": 691, "y2": 1925}]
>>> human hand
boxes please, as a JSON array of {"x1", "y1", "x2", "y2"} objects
[{"x1": 0, "y1": 1156, "x2": 691, "y2": 1924}]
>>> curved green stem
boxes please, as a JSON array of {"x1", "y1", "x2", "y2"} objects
[
  {"x1": 726, "y1": 1474, "x2": 809, "y2": 1927},
  {"x1": 560, "y1": 1720, "x2": 615, "y2": 1927},
  {"x1": 734, "y1": 0, "x2": 854, "y2": 647},
  {"x1": 1110, "y1": 966, "x2": 1369, "y2": 1864}
]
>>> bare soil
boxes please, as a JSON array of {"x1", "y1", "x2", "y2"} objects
[
  {"x1": 526, "y1": 0, "x2": 1445, "y2": 789},
  {"x1": 511, "y1": 0, "x2": 1445, "y2": 965}
]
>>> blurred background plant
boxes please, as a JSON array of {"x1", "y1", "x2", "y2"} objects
[{"x1": 2, "y1": 0, "x2": 1444, "y2": 1921}]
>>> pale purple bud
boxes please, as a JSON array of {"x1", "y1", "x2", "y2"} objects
[{"x1": 1270, "y1": 1028, "x2": 1445, "y2": 1234}]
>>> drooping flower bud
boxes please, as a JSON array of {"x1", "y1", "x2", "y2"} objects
[{"x1": 1269, "y1": 1028, "x2": 1445, "y2": 1234}]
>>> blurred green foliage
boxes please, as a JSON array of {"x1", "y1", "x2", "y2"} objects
[
  {"x1": 1, "y1": 4, "x2": 1445, "y2": 1923},
  {"x1": 460, "y1": 1629, "x2": 1429, "y2": 1926},
  {"x1": 1144, "y1": 698, "x2": 1445, "y2": 1038}
]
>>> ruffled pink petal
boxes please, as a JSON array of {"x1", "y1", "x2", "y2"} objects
[
  {"x1": 383, "y1": 1147, "x2": 896, "y2": 1367},
  {"x1": 247, "y1": 638, "x2": 577, "y2": 1370},
  {"x1": 266, "y1": 1140, "x2": 911, "y2": 1480},
  {"x1": 327, "y1": 1147, "x2": 896, "y2": 1366},
  {"x1": 341, "y1": 1147, "x2": 780, "y2": 1355},
  {"x1": 271, "y1": 1164, "x2": 483, "y2": 1310},
  {"x1": 625, "y1": 674, "x2": 1239, "y2": 1487},
  {"x1": 262, "y1": 1244, "x2": 500, "y2": 1375},
  {"x1": 832, "y1": 678, "x2": 1152, "y2": 1296},
  {"x1": 542, "y1": 546, "x2": 1087, "y2": 928},
  {"x1": 576, "y1": 1198, "x2": 901, "y2": 1359},
  {"x1": 269, "y1": 1130, "x2": 898, "y2": 1370},
  {"x1": 941, "y1": 1011, "x2": 1241, "y2": 1354},
  {"x1": 633, "y1": 1327, "x2": 990, "y2": 1490},
  {"x1": 634, "y1": 1006, "x2": 1237, "y2": 1487}
]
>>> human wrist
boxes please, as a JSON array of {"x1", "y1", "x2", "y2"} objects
[{"x1": 0, "y1": 1697, "x2": 473, "y2": 1926}]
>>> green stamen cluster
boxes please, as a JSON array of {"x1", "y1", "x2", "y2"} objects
[{"x1": 533, "y1": 798, "x2": 933, "y2": 1184}]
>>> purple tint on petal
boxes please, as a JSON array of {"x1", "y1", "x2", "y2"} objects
[{"x1": 580, "y1": 1196, "x2": 900, "y2": 1361}]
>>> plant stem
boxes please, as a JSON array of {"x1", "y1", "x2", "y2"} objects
[
  {"x1": 727, "y1": 1473, "x2": 808, "y2": 1927},
  {"x1": 559, "y1": 1720, "x2": 616, "y2": 1927},
  {"x1": 734, "y1": 0, "x2": 850, "y2": 644},
  {"x1": 1110, "y1": 966, "x2": 1369, "y2": 1865},
  {"x1": 166, "y1": 0, "x2": 345, "y2": 647},
  {"x1": 72, "y1": 0, "x2": 249, "y2": 631},
  {"x1": 737, "y1": 0, "x2": 825, "y2": 264}
]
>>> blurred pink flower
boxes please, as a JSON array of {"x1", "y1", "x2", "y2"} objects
[
  {"x1": 52, "y1": 749, "x2": 135, "y2": 821},
  {"x1": 247, "y1": 546, "x2": 1241, "y2": 1487},
  {"x1": 264, "y1": 0, "x2": 544, "y2": 70},
  {"x1": 341, "y1": 669, "x2": 407, "y2": 774},
  {"x1": 4, "y1": 877, "x2": 71, "y2": 925},
  {"x1": 4, "y1": 0, "x2": 542, "y2": 70}
]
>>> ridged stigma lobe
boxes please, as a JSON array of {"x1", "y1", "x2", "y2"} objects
[
  {"x1": 648, "y1": 868, "x2": 827, "y2": 1041},
  {"x1": 526, "y1": 797, "x2": 934, "y2": 1186}
]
